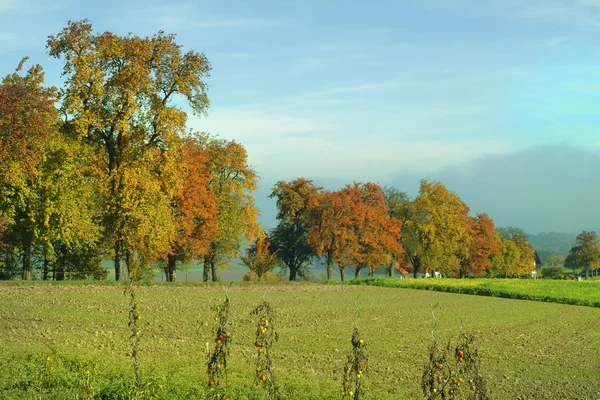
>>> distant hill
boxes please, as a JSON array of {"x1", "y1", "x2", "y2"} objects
[{"x1": 527, "y1": 232, "x2": 578, "y2": 265}]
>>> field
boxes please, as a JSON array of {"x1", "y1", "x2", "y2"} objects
[
  {"x1": 339, "y1": 277, "x2": 600, "y2": 307},
  {"x1": 1, "y1": 282, "x2": 600, "y2": 399}
]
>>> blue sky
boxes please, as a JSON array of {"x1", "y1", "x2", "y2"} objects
[{"x1": 1, "y1": 0, "x2": 599, "y2": 233}]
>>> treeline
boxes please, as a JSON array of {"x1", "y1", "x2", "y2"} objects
[
  {"x1": 0, "y1": 21, "x2": 258, "y2": 282},
  {"x1": 257, "y1": 178, "x2": 538, "y2": 281},
  {"x1": 0, "y1": 20, "x2": 541, "y2": 282}
]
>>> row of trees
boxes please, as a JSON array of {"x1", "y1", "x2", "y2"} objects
[
  {"x1": 244, "y1": 178, "x2": 537, "y2": 281},
  {"x1": 0, "y1": 21, "x2": 259, "y2": 282},
  {"x1": 0, "y1": 20, "x2": 539, "y2": 283}
]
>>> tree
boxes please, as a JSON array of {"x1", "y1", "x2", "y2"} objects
[
  {"x1": 0, "y1": 58, "x2": 56, "y2": 180},
  {"x1": 340, "y1": 183, "x2": 403, "y2": 278},
  {"x1": 407, "y1": 180, "x2": 470, "y2": 277},
  {"x1": 383, "y1": 187, "x2": 411, "y2": 277},
  {"x1": 164, "y1": 136, "x2": 218, "y2": 281},
  {"x1": 0, "y1": 60, "x2": 102, "y2": 280},
  {"x1": 495, "y1": 227, "x2": 535, "y2": 277},
  {"x1": 462, "y1": 213, "x2": 501, "y2": 277},
  {"x1": 241, "y1": 233, "x2": 279, "y2": 281},
  {"x1": 308, "y1": 190, "x2": 353, "y2": 281},
  {"x1": 202, "y1": 136, "x2": 259, "y2": 282},
  {"x1": 270, "y1": 178, "x2": 321, "y2": 281},
  {"x1": 565, "y1": 231, "x2": 600, "y2": 279},
  {"x1": 47, "y1": 20, "x2": 211, "y2": 280},
  {"x1": 548, "y1": 254, "x2": 566, "y2": 268}
]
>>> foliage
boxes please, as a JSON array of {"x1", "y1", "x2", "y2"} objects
[
  {"x1": 166, "y1": 136, "x2": 219, "y2": 282},
  {"x1": 0, "y1": 58, "x2": 57, "y2": 180},
  {"x1": 338, "y1": 183, "x2": 403, "y2": 279},
  {"x1": 408, "y1": 180, "x2": 470, "y2": 277},
  {"x1": 269, "y1": 178, "x2": 321, "y2": 281},
  {"x1": 565, "y1": 231, "x2": 600, "y2": 278},
  {"x1": 462, "y1": 214, "x2": 500, "y2": 278},
  {"x1": 492, "y1": 227, "x2": 536, "y2": 277},
  {"x1": 47, "y1": 19, "x2": 211, "y2": 280},
  {"x1": 308, "y1": 190, "x2": 352, "y2": 281},
  {"x1": 241, "y1": 234, "x2": 280, "y2": 281},
  {"x1": 202, "y1": 135, "x2": 259, "y2": 282},
  {"x1": 541, "y1": 267, "x2": 565, "y2": 280}
]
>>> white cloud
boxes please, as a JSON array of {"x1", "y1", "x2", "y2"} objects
[{"x1": 189, "y1": 108, "x2": 336, "y2": 141}]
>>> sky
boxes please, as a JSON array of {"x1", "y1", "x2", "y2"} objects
[{"x1": 1, "y1": 0, "x2": 599, "y2": 234}]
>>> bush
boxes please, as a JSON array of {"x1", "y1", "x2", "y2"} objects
[
  {"x1": 243, "y1": 271, "x2": 279, "y2": 282},
  {"x1": 541, "y1": 267, "x2": 564, "y2": 280}
]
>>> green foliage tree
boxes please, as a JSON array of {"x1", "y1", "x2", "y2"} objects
[
  {"x1": 202, "y1": 135, "x2": 259, "y2": 282},
  {"x1": 493, "y1": 227, "x2": 535, "y2": 277},
  {"x1": 565, "y1": 231, "x2": 600, "y2": 279},
  {"x1": 47, "y1": 20, "x2": 211, "y2": 280},
  {"x1": 269, "y1": 178, "x2": 321, "y2": 281}
]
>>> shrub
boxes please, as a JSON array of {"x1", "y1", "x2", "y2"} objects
[
  {"x1": 541, "y1": 267, "x2": 564, "y2": 280},
  {"x1": 243, "y1": 271, "x2": 280, "y2": 282}
]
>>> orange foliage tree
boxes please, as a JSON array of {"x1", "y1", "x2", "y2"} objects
[
  {"x1": 165, "y1": 137, "x2": 218, "y2": 282},
  {"x1": 308, "y1": 190, "x2": 353, "y2": 281},
  {"x1": 241, "y1": 233, "x2": 279, "y2": 281},
  {"x1": 338, "y1": 183, "x2": 403, "y2": 279},
  {"x1": 462, "y1": 213, "x2": 501, "y2": 277}
]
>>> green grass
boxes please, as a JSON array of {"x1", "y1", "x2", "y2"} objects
[
  {"x1": 335, "y1": 277, "x2": 600, "y2": 307},
  {"x1": 1, "y1": 283, "x2": 600, "y2": 399}
]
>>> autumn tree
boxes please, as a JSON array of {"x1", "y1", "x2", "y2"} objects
[
  {"x1": 565, "y1": 231, "x2": 600, "y2": 279},
  {"x1": 47, "y1": 20, "x2": 211, "y2": 280},
  {"x1": 493, "y1": 227, "x2": 535, "y2": 277},
  {"x1": 407, "y1": 180, "x2": 470, "y2": 277},
  {"x1": 461, "y1": 213, "x2": 501, "y2": 277},
  {"x1": 241, "y1": 232, "x2": 279, "y2": 281},
  {"x1": 164, "y1": 136, "x2": 218, "y2": 282},
  {"x1": 202, "y1": 135, "x2": 259, "y2": 282},
  {"x1": 340, "y1": 183, "x2": 403, "y2": 278},
  {"x1": 270, "y1": 178, "x2": 321, "y2": 281},
  {"x1": 383, "y1": 187, "x2": 411, "y2": 277},
  {"x1": 308, "y1": 190, "x2": 352, "y2": 281},
  {"x1": 0, "y1": 60, "x2": 101, "y2": 280}
]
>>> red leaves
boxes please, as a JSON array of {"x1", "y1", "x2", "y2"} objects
[{"x1": 0, "y1": 61, "x2": 57, "y2": 179}]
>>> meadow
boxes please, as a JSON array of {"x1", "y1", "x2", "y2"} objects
[
  {"x1": 1, "y1": 282, "x2": 600, "y2": 399},
  {"x1": 338, "y1": 277, "x2": 600, "y2": 307}
]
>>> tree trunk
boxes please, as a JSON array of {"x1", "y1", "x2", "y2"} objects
[
  {"x1": 167, "y1": 254, "x2": 176, "y2": 282},
  {"x1": 114, "y1": 243, "x2": 122, "y2": 281},
  {"x1": 354, "y1": 266, "x2": 361, "y2": 279},
  {"x1": 289, "y1": 266, "x2": 297, "y2": 281},
  {"x1": 586, "y1": 268, "x2": 590, "y2": 279},
  {"x1": 413, "y1": 256, "x2": 421, "y2": 278},
  {"x1": 203, "y1": 260, "x2": 210, "y2": 282},
  {"x1": 124, "y1": 249, "x2": 131, "y2": 281},
  {"x1": 326, "y1": 249, "x2": 334, "y2": 281},
  {"x1": 211, "y1": 262, "x2": 219, "y2": 282},
  {"x1": 389, "y1": 256, "x2": 396, "y2": 278},
  {"x1": 22, "y1": 243, "x2": 31, "y2": 281},
  {"x1": 340, "y1": 267, "x2": 345, "y2": 282},
  {"x1": 43, "y1": 251, "x2": 49, "y2": 281}
]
